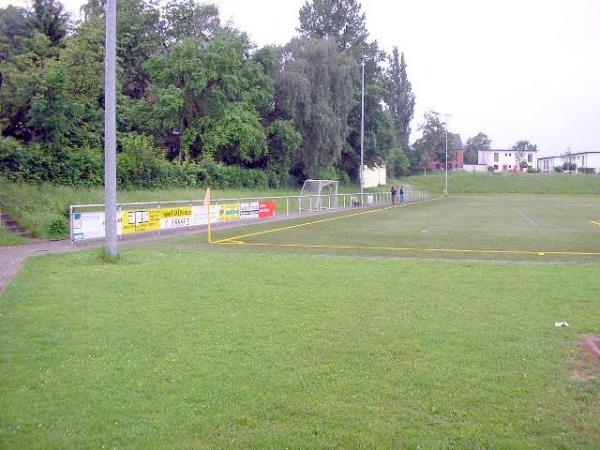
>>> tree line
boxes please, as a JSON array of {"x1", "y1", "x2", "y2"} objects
[{"x1": 1, "y1": 0, "x2": 536, "y2": 189}]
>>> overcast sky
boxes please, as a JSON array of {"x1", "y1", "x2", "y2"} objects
[{"x1": 3, "y1": 0, "x2": 600, "y2": 155}]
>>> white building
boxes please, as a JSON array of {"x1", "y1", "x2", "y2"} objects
[
  {"x1": 478, "y1": 149, "x2": 538, "y2": 172},
  {"x1": 362, "y1": 165, "x2": 386, "y2": 188},
  {"x1": 538, "y1": 152, "x2": 600, "y2": 174}
]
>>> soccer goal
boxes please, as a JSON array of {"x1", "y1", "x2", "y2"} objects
[{"x1": 299, "y1": 179, "x2": 339, "y2": 212}]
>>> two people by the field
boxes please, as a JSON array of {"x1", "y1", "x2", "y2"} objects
[{"x1": 390, "y1": 185, "x2": 405, "y2": 204}]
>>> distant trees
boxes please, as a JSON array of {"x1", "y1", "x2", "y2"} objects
[{"x1": 464, "y1": 132, "x2": 491, "y2": 164}]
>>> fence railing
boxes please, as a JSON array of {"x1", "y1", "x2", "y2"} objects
[{"x1": 69, "y1": 190, "x2": 429, "y2": 244}]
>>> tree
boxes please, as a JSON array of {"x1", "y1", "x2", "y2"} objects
[
  {"x1": 388, "y1": 146, "x2": 410, "y2": 177},
  {"x1": 0, "y1": 6, "x2": 33, "y2": 61},
  {"x1": 28, "y1": 0, "x2": 70, "y2": 47},
  {"x1": 412, "y1": 111, "x2": 448, "y2": 169},
  {"x1": 511, "y1": 139, "x2": 537, "y2": 166},
  {"x1": 276, "y1": 37, "x2": 357, "y2": 177},
  {"x1": 163, "y1": 0, "x2": 220, "y2": 43},
  {"x1": 297, "y1": 0, "x2": 368, "y2": 51},
  {"x1": 384, "y1": 48, "x2": 415, "y2": 150},
  {"x1": 464, "y1": 132, "x2": 491, "y2": 164}
]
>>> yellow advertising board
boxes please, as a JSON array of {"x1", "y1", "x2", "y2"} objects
[
  {"x1": 218, "y1": 203, "x2": 241, "y2": 222},
  {"x1": 122, "y1": 207, "x2": 193, "y2": 234}
]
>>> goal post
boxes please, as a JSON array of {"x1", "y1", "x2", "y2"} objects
[{"x1": 299, "y1": 179, "x2": 339, "y2": 212}]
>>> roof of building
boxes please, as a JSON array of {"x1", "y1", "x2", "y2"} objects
[
  {"x1": 538, "y1": 151, "x2": 600, "y2": 160},
  {"x1": 479, "y1": 148, "x2": 539, "y2": 153}
]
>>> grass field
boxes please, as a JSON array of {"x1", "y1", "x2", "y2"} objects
[
  {"x1": 1, "y1": 193, "x2": 599, "y2": 448},
  {"x1": 392, "y1": 172, "x2": 600, "y2": 195},
  {"x1": 208, "y1": 194, "x2": 600, "y2": 261},
  {"x1": 0, "y1": 224, "x2": 24, "y2": 246}
]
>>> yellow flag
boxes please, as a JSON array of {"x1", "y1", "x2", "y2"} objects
[{"x1": 204, "y1": 188, "x2": 212, "y2": 243}]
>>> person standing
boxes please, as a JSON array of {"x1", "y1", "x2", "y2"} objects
[
  {"x1": 400, "y1": 185, "x2": 405, "y2": 203},
  {"x1": 391, "y1": 185, "x2": 398, "y2": 204}
]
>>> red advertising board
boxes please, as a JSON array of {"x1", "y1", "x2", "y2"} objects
[{"x1": 259, "y1": 200, "x2": 276, "y2": 218}]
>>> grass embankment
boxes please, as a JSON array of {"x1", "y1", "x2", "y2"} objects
[
  {"x1": 1, "y1": 249, "x2": 599, "y2": 448},
  {"x1": 391, "y1": 172, "x2": 600, "y2": 195}
]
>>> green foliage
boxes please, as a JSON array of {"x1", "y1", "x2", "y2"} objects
[
  {"x1": 298, "y1": 0, "x2": 368, "y2": 51},
  {"x1": 388, "y1": 147, "x2": 411, "y2": 177},
  {"x1": 554, "y1": 166, "x2": 563, "y2": 173},
  {"x1": 384, "y1": 48, "x2": 415, "y2": 149},
  {"x1": 0, "y1": 0, "x2": 417, "y2": 189},
  {"x1": 464, "y1": 132, "x2": 491, "y2": 165},
  {"x1": 412, "y1": 111, "x2": 448, "y2": 169},
  {"x1": 45, "y1": 215, "x2": 68, "y2": 237},
  {"x1": 277, "y1": 37, "x2": 357, "y2": 177}
]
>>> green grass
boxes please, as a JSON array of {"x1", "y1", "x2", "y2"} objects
[
  {"x1": 210, "y1": 194, "x2": 600, "y2": 261},
  {"x1": 1, "y1": 248, "x2": 599, "y2": 448},
  {"x1": 0, "y1": 223, "x2": 24, "y2": 246},
  {"x1": 391, "y1": 172, "x2": 600, "y2": 195}
]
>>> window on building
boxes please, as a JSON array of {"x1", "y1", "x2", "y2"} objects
[
  {"x1": 509, "y1": 153, "x2": 511, "y2": 156},
  {"x1": 494, "y1": 152, "x2": 499, "y2": 162},
  {"x1": 493, "y1": 165, "x2": 498, "y2": 170},
  {"x1": 528, "y1": 153, "x2": 533, "y2": 163},
  {"x1": 509, "y1": 165, "x2": 512, "y2": 168}
]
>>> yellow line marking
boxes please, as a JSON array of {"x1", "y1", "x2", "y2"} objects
[
  {"x1": 592, "y1": 220, "x2": 600, "y2": 227},
  {"x1": 213, "y1": 241, "x2": 600, "y2": 257},
  {"x1": 211, "y1": 198, "x2": 439, "y2": 244}
]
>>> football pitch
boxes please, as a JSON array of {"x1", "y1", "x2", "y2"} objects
[
  {"x1": 1, "y1": 194, "x2": 599, "y2": 448},
  {"x1": 210, "y1": 194, "x2": 600, "y2": 261}
]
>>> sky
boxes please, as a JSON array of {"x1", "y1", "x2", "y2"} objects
[{"x1": 3, "y1": 0, "x2": 600, "y2": 156}]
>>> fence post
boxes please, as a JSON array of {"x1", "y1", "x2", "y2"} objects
[{"x1": 286, "y1": 196, "x2": 289, "y2": 216}]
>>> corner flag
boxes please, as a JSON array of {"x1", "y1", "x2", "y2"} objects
[{"x1": 204, "y1": 188, "x2": 212, "y2": 243}]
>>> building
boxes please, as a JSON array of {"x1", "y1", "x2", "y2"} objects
[
  {"x1": 362, "y1": 164, "x2": 387, "y2": 188},
  {"x1": 538, "y1": 152, "x2": 600, "y2": 174},
  {"x1": 478, "y1": 148, "x2": 538, "y2": 172},
  {"x1": 425, "y1": 134, "x2": 464, "y2": 172}
]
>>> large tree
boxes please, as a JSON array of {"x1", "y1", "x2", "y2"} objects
[
  {"x1": 384, "y1": 47, "x2": 415, "y2": 150},
  {"x1": 297, "y1": 0, "x2": 368, "y2": 51},
  {"x1": 28, "y1": 0, "x2": 70, "y2": 47},
  {"x1": 464, "y1": 132, "x2": 491, "y2": 164},
  {"x1": 412, "y1": 111, "x2": 448, "y2": 169},
  {"x1": 511, "y1": 139, "x2": 537, "y2": 167},
  {"x1": 276, "y1": 37, "x2": 357, "y2": 177}
]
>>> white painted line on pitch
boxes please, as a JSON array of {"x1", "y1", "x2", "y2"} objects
[{"x1": 513, "y1": 208, "x2": 537, "y2": 226}]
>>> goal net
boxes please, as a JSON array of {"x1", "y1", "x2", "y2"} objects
[{"x1": 299, "y1": 179, "x2": 339, "y2": 212}]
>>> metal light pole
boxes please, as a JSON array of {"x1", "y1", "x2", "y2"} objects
[
  {"x1": 444, "y1": 113, "x2": 451, "y2": 197},
  {"x1": 104, "y1": 0, "x2": 117, "y2": 257},
  {"x1": 360, "y1": 57, "x2": 366, "y2": 194}
]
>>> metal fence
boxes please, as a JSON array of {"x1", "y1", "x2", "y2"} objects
[{"x1": 69, "y1": 190, "x2": 429, "y2": 244}]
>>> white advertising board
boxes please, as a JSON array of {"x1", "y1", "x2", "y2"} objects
[{"x1": 240, "y1": 201, "x2": 259, "y2": 220}]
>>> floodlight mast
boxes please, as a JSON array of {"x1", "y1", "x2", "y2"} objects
[
  {"x1": 360, "y1": 56, "x2": 372, "y2": 194},
  {"x1": 444, "y1": 113, "x2": 451, "y2": 197},
  {"x1": 104, "y1": 0, "x2": 117, "y2": 257}
]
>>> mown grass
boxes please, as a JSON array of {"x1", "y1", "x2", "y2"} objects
[
  {"x1": 208, "y1": 194, "x2": 600, "y2": 262},
  {"x1": 1, "y1": 248, "x2": 599, "y2": 448},
  {"x1": 391, "y1": 172, "x2": 600, "y2": 195}
]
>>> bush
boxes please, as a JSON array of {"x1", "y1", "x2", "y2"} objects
[
  {"x1": 554, "y1": 166, "x2": 563, "y2": 173},
  {"x1": 527, "y1": 167, "x2": 540, "y2": 174},
  {"x1": 46, "y1": 216, "x2": 69, "y2": 238},
  {"x1": 117, "y1": 134, "x2": 170, "y2": 188},
  {"x1": 487, "y1": 166, "x2": 495, "y2": 172}
]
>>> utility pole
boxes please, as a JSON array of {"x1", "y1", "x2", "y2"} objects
[{"x1": 104, "y1": 0, "x2": 117, "y2": 257}]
